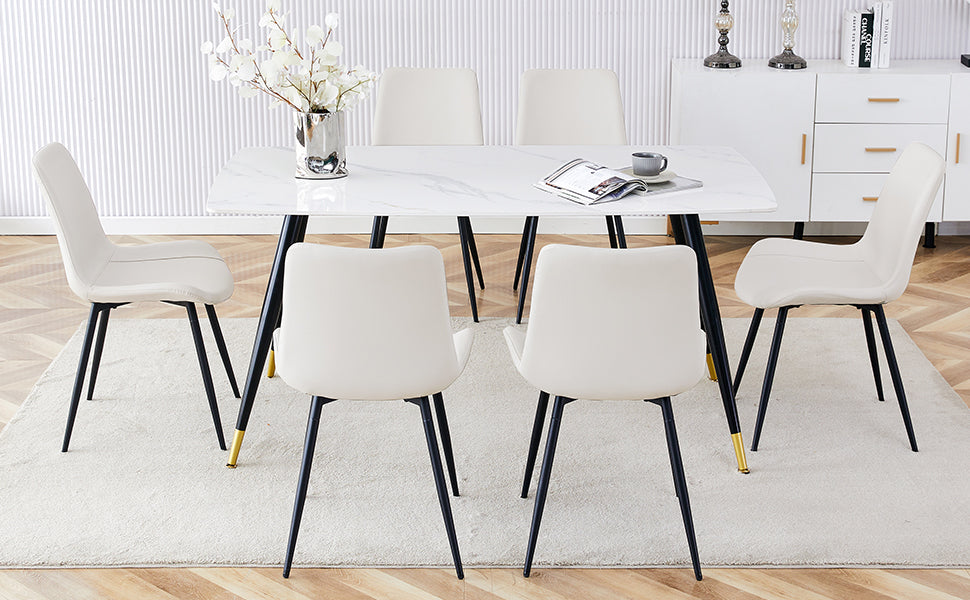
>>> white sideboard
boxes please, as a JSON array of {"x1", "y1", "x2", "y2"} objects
[{"x1": 670, "y1": 59, "x2": 969, "y2": 230}]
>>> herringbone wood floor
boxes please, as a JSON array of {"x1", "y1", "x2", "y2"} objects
[{"x1": 1, "y1": 232, "x2": 969, "y2": 599}]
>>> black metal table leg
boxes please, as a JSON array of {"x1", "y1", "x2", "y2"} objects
[
  {"x1": 676, "y1": 214, "x2": 749, "y2": 474},
  {"x1": 456, "y1": 216, "x2": 479, "y2": 322},
  {"x1": 516, "y1": 216, "x2": 539, "y2": 324},
  {"x1": 613, "y1": 215, "x2": 627, "y2": 248},
  {"x1": 513, "y1": 217, "x2": 533, "y2": 291},
  {"x1": 227, "y1": 214, "x2": 309, "y2": 468}
]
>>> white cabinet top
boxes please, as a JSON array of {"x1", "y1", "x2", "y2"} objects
[
  {"x1": 672, "y1": 59, "x2": 970, "y2": 76},
  {"x1": 207, "y1": 145, "x2": 776, "y2": 217}
]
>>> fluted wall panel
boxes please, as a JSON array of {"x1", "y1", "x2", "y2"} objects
[{"x1": 1, "y1": 0, "x2": 968, "y2": 219}]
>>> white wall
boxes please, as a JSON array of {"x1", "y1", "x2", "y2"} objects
[{"x1": 2, "y1": 0, "x2": 969, "y2": 234}]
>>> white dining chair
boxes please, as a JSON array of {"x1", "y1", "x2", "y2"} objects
[
  {"x1": 32, "y1": 142, "x2": 238, "y2": 452},
  {"x1": 512, "y1": 68, "x2": 629, "y2": 324},
  {"x1": 370, "y1": 67, "x2": 486, "y2": 321},
  {"x1": 274, "y1": 243, "x2": 473, "y2": 580},
  {"x1": 733, "y1": 142, "x2": 946, "y2": 453},
  {"x1": 504, "y1": 244, "x2": 705, "y2": 580}
]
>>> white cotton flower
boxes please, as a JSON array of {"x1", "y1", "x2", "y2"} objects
[
  {"x1": 319, "y1": 52, "x2": 338, "y2": 67},
  {"x1": 237, "y1": 38, "x2": 253, "y2": 52},
  {"x1": 256, "y1": 44, "x2": 269, "y2": 51},
  {"x1": 269, "y1": 29, "x2": 288, "y2": 50},
  {"x1": 222, "y1": 7, "x2": 235, "y2": 20},
  {"x1": 258, "y1": 12, "x2": 273, "y2": 27},
  {"x1": 237, "y1": 56, "x2": 257, "y2": 80},
  {"x1": 209, "y1": 63, "x2": 229, "y2": 81},
  {"x1": 212, "y1": 2, "x2": 221, "y2": 14},
  {"x1": 315, "y1": 80, "x2": 339, "y2": 106},
  {"x1": 284, "y1": 50, "x2": 303, "y2": 67},
  {"x1": 216, "y1": 36, "x2": 233, "y2": 53},
  {"x1": 228, "y1": 72, "x2": 241, "y2": 87},
  {"x1": 305, "y1": 25, "x2": 325, "y2": 46},
  {"x1": 322, "y1": 40, "x2": 343, "y2": 57},
  {"x1": 325, "y1": 13, "x2": 340, "y2": 30},
  {"x1": 239, "y1": 84, "x2": 259, "y2": 98},
  {"x1": 261, "y1": 58, "x2": 281, "y2": 80},
  {"x1": 266, "y1": 0, "x2": 281, "y2": 13},
  {"x1": 200, "y1": 41, "x2": 213, "y2": 54}
]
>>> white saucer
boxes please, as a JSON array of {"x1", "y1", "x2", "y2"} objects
[{"x1": 618, "y1": 167, "x2": 677, "y2": 183}]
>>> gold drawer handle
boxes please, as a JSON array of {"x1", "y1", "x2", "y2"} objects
[
  {"x1": 863, "y1": 196, "x2": 879, "y2": 202},
  {"x1": 868, "y1": 97, "x2": 900, "y2": 103},
  {"x1": 957, "y1": 133, "x2": 962, "y2": 164},
  {"x1": 865, "y1": 147, "x2": 897, "y2": 153},
  {"x1": 801, "y1": 133, "x2": 807, "y2": 165}
]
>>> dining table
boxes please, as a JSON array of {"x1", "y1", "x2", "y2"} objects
[{"x1": 207, "y1": 144, "x2": 777, "y2": 474}]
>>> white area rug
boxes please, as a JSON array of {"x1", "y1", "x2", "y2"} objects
[{"x1": 1, "y1": 317, "x2": 969, "y2": 568}]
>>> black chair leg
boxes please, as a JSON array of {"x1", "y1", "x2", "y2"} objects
[
  {"x1": 516, "y1": 216, "x2": 539, "y2": 324},
  {"x1": 733, "y1": 308, "x2": 764, "y2": 396},
  {"x1": 872, "y1": 305, "x2": 918, "y2": 452},
  {"x1": 456, "y1": 217, "x2": 479, "y2": 323},
  {"x1": 751, "y1": 306, "x2": 790, "y2": 451},
  {"x1": 458, "y1": 217, "x2": 485, "y2": 290},
  {"x1": 524, "y1": 395, "x2": 574, "y2": 577},
  {"x1": 860, "y1": 307, "x2": 885, "y2": 402},
  {"x1": 656, "y1": 397, "x2": 702, "y2": 581},
  {"x1": 432, "y1": 392, "x2": 460, "y2": 497},
  {"x1": 513, "y1": 218, "x2": 533, "y2": 291},
  {"x1": 62, "y1": 304, "x2": 103, "y2": 452},
  {"x1": 521, "y1": 390, "x2": 550, "y2": 498},
  {"x1": 85, "y1": 306, "x2": 112, "y2": 401},
  {"x1": 283, "y1": 395, "x2": 335, "y2": 578},
  {"x1": 184, "y1": 302, "x2": 227, "y2": 451},
  {"x1": 205, "y1": 304, "x2": 240, "y2": 399},
  {"x1": 613, "y1": 216, "x2": 627, "y2": 248},
  {"x1": 408, "y1": 396, "x2": 464, "y2": 579},
  {"x1": 606, "y1": 216, "x2": 618, "y2": 248}
]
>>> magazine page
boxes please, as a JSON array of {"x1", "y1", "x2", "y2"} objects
[{"x1": 536, "y1": 159, "x2": 646, "y2": 205}]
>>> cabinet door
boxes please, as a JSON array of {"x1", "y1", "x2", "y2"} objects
[
  {"x1": 670, "y1": 65, "x2": 815, "y2": 222},
  {"x1": 944, "y1": 74, "x2": 970, "y2": 221}
]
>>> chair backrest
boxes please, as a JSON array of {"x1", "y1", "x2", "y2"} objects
[
  {"x1": 858, "y1": 142, "x2": 945, "y2": 302},
  {"x1": 31, "y1": 143, "x2": 115, "y2": 301},
  {"x1": 515, "y1": 69, "x2": 628, "y2": 145},
  {"x1": 276, "y1": 243, "x2": 461, "y2": 401},
  {"x1": 372, "y1": 67, "x2": 484, "y2": 145},
  {"x1": 518, "y1": 244, "x2": 706, "y2": 401}
]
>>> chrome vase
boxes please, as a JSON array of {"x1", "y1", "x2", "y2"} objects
[{"x1": 294, "y1": 111, "x2": 347, "y2": 179}]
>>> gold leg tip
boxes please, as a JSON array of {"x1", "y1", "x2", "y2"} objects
[
  {"x1": 225, "y1": 462, "x2": 237, "y2": 469},
  {"x1": 731, "y1": 432, "x2": 749, "y2": 474},
  {"x1": 738, "y1": 466, "x2": 750, "y2": 474},
  {"x1": 706, "y1": 353, "x2": 718, "y2": 381},
  {"x1": 266, "y1": 350, "x2": 276, "y2": 378}
]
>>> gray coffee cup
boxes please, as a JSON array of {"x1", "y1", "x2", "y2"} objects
[{"x1": 632, "y1": 152, "x2": 668, "y2": 177}]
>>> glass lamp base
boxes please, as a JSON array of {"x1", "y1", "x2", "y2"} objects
[
  {"x1": 769, "y1": 48, "x2": 807, "y2": 69},
  {"x1": 704, "y1": 47, "x2": 742, "y2": 69}
]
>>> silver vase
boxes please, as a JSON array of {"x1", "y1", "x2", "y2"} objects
[{"x1": 294, "y1": 111, "x2": 348, "y2": 179}]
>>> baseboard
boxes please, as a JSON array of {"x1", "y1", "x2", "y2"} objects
[{"x1": 3, "y1": 216, "x2": 966, "y2": 237}]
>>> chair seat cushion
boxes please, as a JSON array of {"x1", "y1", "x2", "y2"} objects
[
  {"x1": 735, "y1": 238, "x2": 888, "y2": 309},
  {"x1": 85, "y1": 241, "x2": 234, "y2": 304}
]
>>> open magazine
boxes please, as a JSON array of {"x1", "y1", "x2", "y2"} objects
[{"x1": 535, "y1": 158, "x2": 702, "y2": 205}]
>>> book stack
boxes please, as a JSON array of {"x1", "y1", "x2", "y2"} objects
[{"x1": 842, "y1": 2, "x2": 893, "y2": 68}]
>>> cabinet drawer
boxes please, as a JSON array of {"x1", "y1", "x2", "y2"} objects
[
  {"x1": 811, "y1": 173, "x2": 943, "y2": 222},
  {"x1": 816, "y1": 74, "x2": 950, "y2": 124},
  {"x1": 813, "y1": 124, "x2": 946, "y2": 173}
]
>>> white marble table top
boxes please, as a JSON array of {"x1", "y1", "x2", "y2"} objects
[{"x1": 207, "y1": 145, "x2": 776, "y2": 217}]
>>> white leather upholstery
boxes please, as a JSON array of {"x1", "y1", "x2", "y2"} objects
[
  {"x1": 372, "y1": 68, "x2": 484, "y2": 146},
  {"x1": 515, "y1": 69, "x2": 628, "y2": 145},
  {"x1": 735, "y1": 143, "x2": 946, "y2": 309},
  {"x1": 32, "y1": 143, "x2": 234, "y2": 304},
  {"x1": 275, "y1": 244, "x2": 473, "y2": 401},
  {"x1": 504, "y1": 244, "x2": 706, "y2": 401}
]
